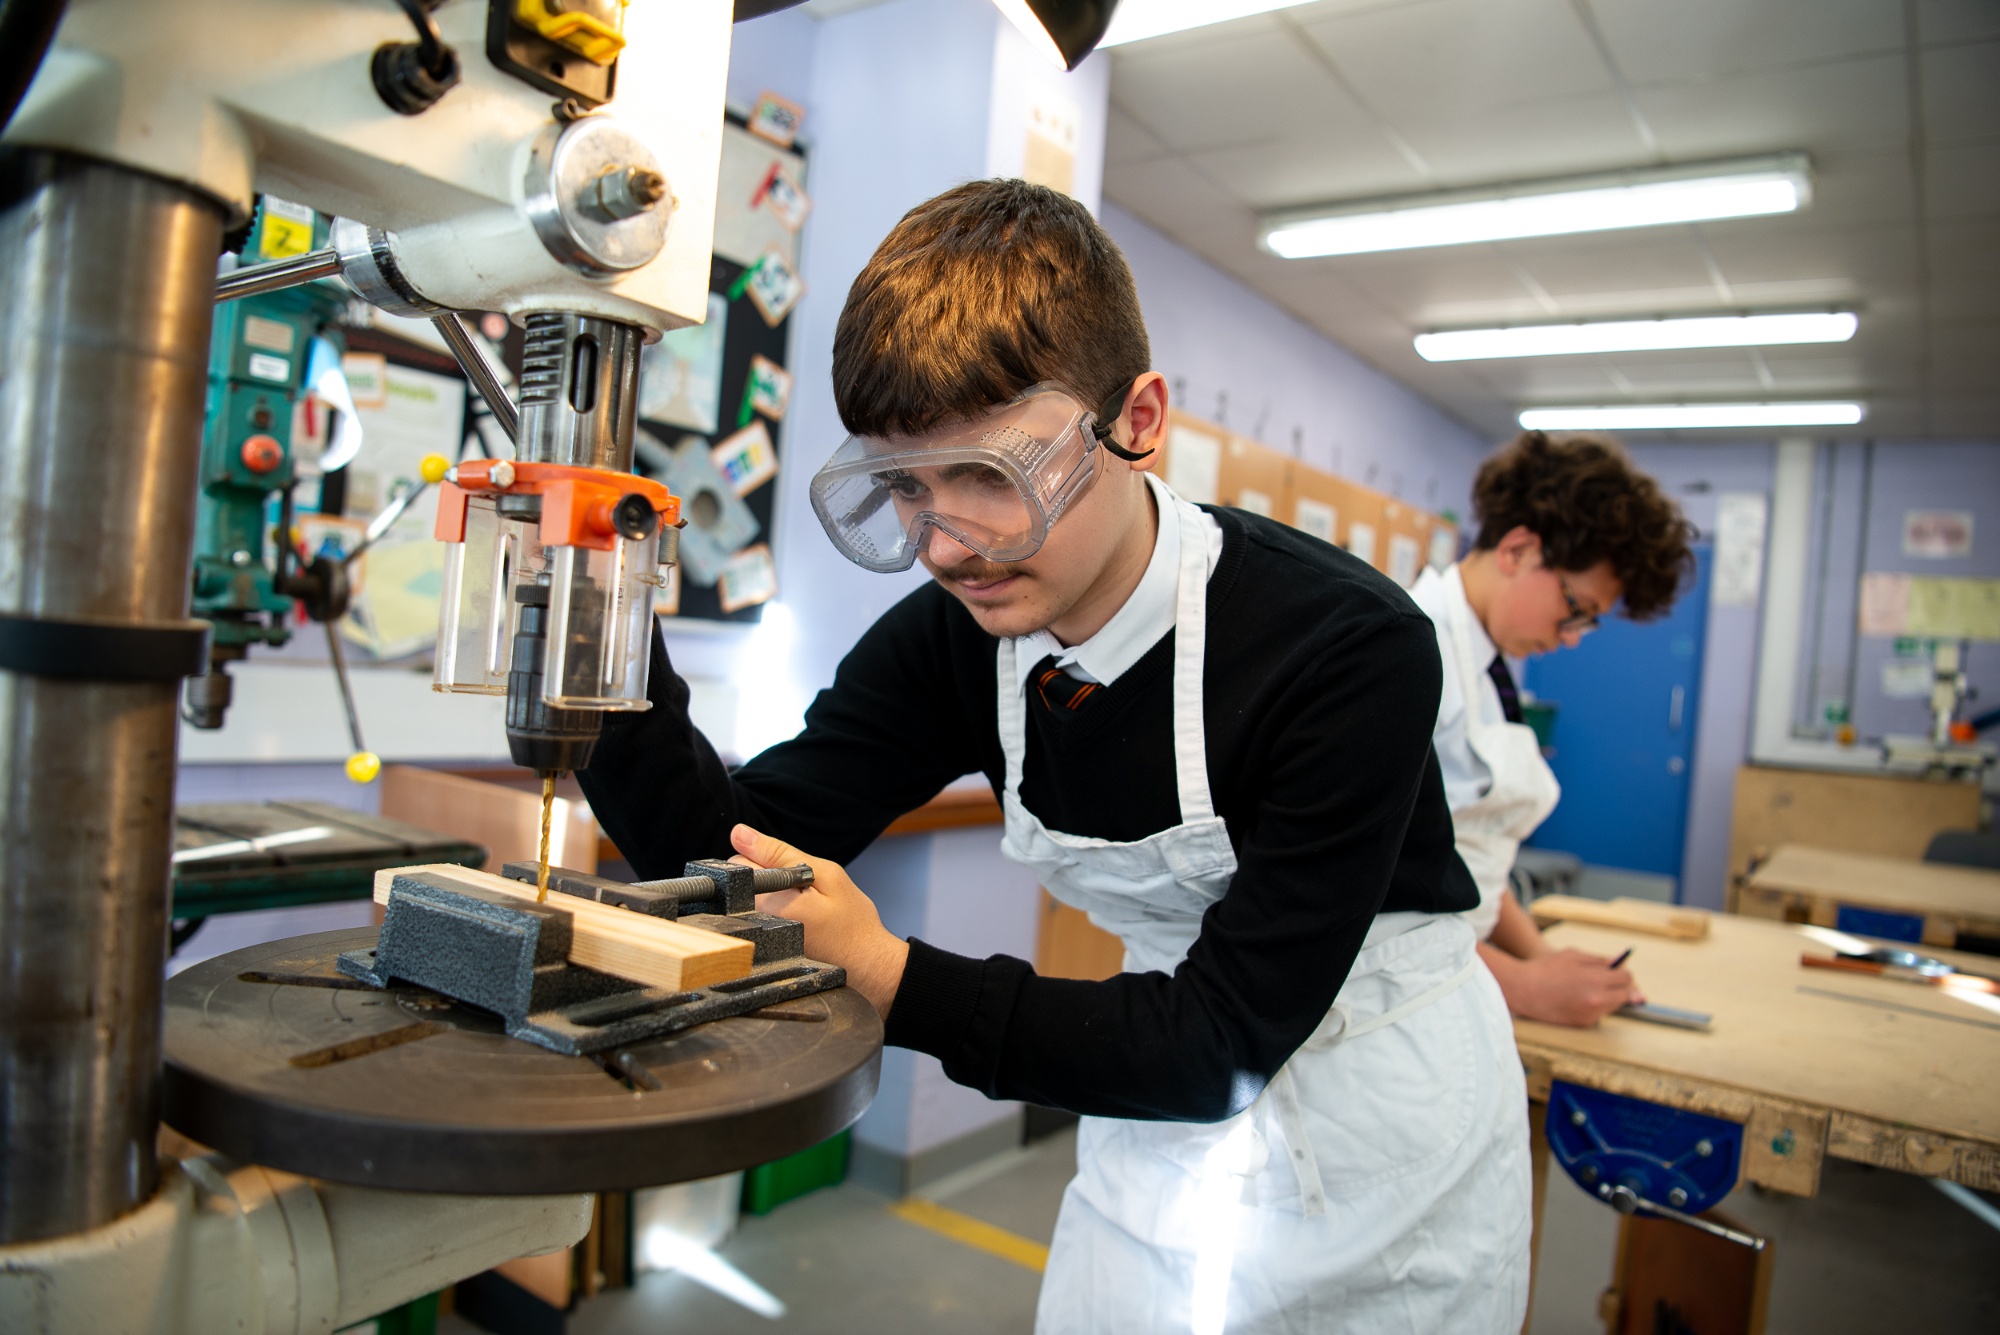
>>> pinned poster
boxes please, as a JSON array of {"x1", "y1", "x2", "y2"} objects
[
  {"x1": 651, "y1": 431, "x2": 761, "y2": 586},
  {"x1": 756, "y1": 164, "x2": 811, "y2": 233},
  {"x1": 743, "y1": 248, "x2": 805, "y2": 327},
  {"x1": 747, "y1": 92, "x2": 804, "y2": 148},
  {"x1": 718, "y1": 544, "x2": 779, "y2": 613},
  {"x1": 711, "y1": 420, "x2": 779, "y2": 497},
  {"x1": 639, "y1": 291, "x2": 728, "y2": 433},
  {"x1": 745, "y1": 355, "x2": 792, "y2": 422},
  {"x1": 1427, "y1": 524, "x2": 1458, "y2": 571}
]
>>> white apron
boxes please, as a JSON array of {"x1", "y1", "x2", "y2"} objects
[
  {"x1": 1008, "y1": 478, "x2": 1531, "y2": 1334},
  {"x1": 1427, "y1": 569, "x2": 1562, "y2": 940}
]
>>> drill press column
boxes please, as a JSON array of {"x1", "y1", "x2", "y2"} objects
[{"x1": 0, "y1": 150, "x2": 223, "y2": 1242}]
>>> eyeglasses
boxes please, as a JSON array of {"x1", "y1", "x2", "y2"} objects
[{"x1": 1555, "y1": 573, "x2": 1600, "y2": 636}]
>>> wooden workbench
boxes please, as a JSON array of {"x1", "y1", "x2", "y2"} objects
[
  {"x1": 1515, "y1": 912, "x2": 2000, "y2": 1197},
  {"x1": 1740, "y1": 844, "x2": 2000, "y2": 950}
]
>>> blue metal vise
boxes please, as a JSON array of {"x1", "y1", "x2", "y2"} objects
[{"x1": 1547, "y1": 1080, "x2": 1744, "y2": 1218}]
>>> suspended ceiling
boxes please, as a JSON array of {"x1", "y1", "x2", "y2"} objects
[{"x1": 1102, "y1": 0, "x2": 2000, "y2": 441}]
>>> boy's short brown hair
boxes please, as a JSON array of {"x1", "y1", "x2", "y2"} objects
[
  {"x1": 832, "y1": 179, "x2": 1150, "y2": 438},
  {"x1": 1472, "y1": 431, "x2": 1696, "y2": 620}
]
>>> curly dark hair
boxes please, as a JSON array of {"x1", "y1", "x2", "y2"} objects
[{"x1": 1471, "y1": 431, "x2": 1695, "y2": 620}]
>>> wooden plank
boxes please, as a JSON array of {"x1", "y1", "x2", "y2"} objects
[
  {"x1": 1514, "y1": 913, "x2": 2000, "y2": 1193},
  {"x1": 1744, "y1": 844, "x2": 2000, "y2": 945},
  {"x1": 883, "y1": 785, "x2": 1004, "y2": 836},
  {"x1": 1725, "y1": 764, "x2": 1979, "y2": 906},
  {"x1": 381, "y1": 765, "x2": 599, "y2": 875},
  {"x1": 373, "y1": 863, "x2": 753, "y2": 991},
  {"x1": 1036, "y1": 889, "x2": 1125, "y2": 981},
  {"x1": 1529, "y1": 894, "x2": 1711, "y2": 940}
]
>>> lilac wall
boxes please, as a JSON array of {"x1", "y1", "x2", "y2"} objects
[{"x1": 1102, "y1": 203, "x2": 1489, "y2": 521}]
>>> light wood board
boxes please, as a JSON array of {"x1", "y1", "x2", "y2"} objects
[
  {"x1": 1741, "y1": 844, "x2": 2000, "y2": 947},
  {"x1": 373, "y1": 863, "x2": 753, "y2": 991},
  {"x1": 1515, "y1": 912, "x2": 2000, "y2": 1194},
  {"x1": 1530, "y1": 894, "x2": 1711, "y2": 940},
  {"x1": 1725, "y1": 764, "x2": 1978, "y2": 904}
]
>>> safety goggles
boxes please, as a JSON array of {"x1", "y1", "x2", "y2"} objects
[{"x1": 810, "y1": 382, "x2": 1140, "y2": 573}]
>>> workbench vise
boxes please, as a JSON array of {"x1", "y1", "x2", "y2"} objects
[
  {"x1": 1547, "y1": 1080, "x2": 1765, "y2": 1249},
  {"x1": 339, "y1": 860, "x2": 842, "y2": 1059}
]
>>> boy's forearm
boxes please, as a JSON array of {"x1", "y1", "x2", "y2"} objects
[{"x1": 1486, "y1": 890, "x2": 1549, "y2": 960}]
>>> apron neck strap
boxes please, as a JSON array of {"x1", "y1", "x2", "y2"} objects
[{"x1": 994, "y1": 475, "x2": 1220, "y2": 825}]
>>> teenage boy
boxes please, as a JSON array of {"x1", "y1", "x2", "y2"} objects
[
  {"x1": 581, "y1": 180, "x2": 1530, "y2": 1332},
  {"x1": 1410, "y1": 431, "x2": 1695, "y2": 1026}
]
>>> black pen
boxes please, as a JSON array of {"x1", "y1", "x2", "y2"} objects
[{"x1": 1608, "y1": 948, "x2": 1633, "y2": 970}]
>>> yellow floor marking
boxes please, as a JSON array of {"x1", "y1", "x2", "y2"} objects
[{"x1": 887, "y1": 1196, "x2": 1050, "y2": 1274}]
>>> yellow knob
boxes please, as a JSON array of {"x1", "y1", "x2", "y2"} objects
[
  {"x1": 419, "y1": 454, "x2": 450, "y2": 485},
  {"x1": 345, "y1": 751, "x2": 383, "y2": 784}
]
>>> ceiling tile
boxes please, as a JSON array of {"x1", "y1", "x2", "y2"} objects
[
  {"x1": 1109, "y1": 28, "x2": 1368, "y2": 154},
  {"x1": 1920, "y1": 38, "x2": 2000, "y2": 144},
  {"x1": 1930, "y1": 322, "x2": 2000, "y2": 391},
  {"x1": 1182, "y1": 134, "x2": 1425, "y2": 210},
  {"x1": 1633, "y1": 53, "x2": 1911, "y2": 159},
  {"x1": 1387, "y1": 91, "x2": 1655, "y2": 185},
  {"x1": 1917, "y1": 0, "x2": 2000, "y2": 44},
  {"x1": 1590, "y1": 0, "x2": 1902, "y2": 85},
  {"x1": 1105, "y1": 102, "x2": 1172, "y2": 168},
  {"x1": 1926, "y1": 140, "x2": 2000, "y2": 220},
  {"x1": 1297, "y1": 0, "x2": 1613, "y2": 126},
  {"x1": 1506, "y1": 234, "x2": 1722, "y2": 307}
]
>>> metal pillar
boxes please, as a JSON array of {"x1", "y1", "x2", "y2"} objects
[
  {"x1": 0, "y1": 149, "x2": 224, "y2": 1242},
  {"x1": 517, "y1": 311, "x2": 643, "y2": 471}
]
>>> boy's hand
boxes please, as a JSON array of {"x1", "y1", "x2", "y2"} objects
[
  {"x1": 1482, "y1": 943, "x2": 1643, "y2": 1028},
  {"x1": 730, "y1": 824, "x2": 909, "y2": 1019}
]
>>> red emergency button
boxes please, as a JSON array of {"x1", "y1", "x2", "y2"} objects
[{"x1": 241, "y1": 434, "x2": 283, "y2": 474}]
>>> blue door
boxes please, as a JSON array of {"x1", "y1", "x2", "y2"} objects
[{"x1": 1524, "y1": 545, "x2": 1712, "y2": 895}]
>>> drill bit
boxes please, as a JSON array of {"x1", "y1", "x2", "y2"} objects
[{"x1": 537, "y1": 772, "x2": 555, "y2": 904}]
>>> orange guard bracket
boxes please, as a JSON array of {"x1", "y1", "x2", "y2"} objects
[{"x1": 436, "y1": 461, "x2": 681, "y2": 553}]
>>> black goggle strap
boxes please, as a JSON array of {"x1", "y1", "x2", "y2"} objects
[{"x1": 1089, "y1": 378, "x2": 1153, "y2": 462}]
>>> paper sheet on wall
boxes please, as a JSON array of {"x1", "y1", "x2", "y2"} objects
[
  {"x1": 339, "y1": 363, "x2": 464, "y2": 659},
  {"x1": 1859, "y1": 572, "x2": 2000, "y2": 641},
  {"x1": 714, "y1": 124, "x2": 806, "y2": 270},
  {"x1": 1293, "y1": 498, "x2": 1336, "y2": 544},
  {"x1": 1165, "y1": 425, "x2": 1220, "y2": 504},
  {"x1": 1712, "y1": 492, "x2": 1767, "y2": 606},
  {"x1": 639, "y1": 291, "x2": 728, "y2": 433},
  {"x1": 1347, "y1": 522, "x2": 1377, "y2": 567},
  {"x1": 1388, "y1": 534, "x2": 1421, "y2": 587}
]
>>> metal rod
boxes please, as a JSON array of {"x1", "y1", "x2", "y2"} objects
[
  {"x1": 215, "y1": 246, "x2": 342, "y2": 303},
  {"x1": 431, "y1": 312, "x2": 520, "y2": 445},
  {"x1": 325, "y1": 621, "x2": 367, "y2": 755},
  {"x1": 342, "y1": 478, "x2": 431, "y2": 569},
  {"x1": 0, "y1": 148, "x2": 224, "y2": 1242}
]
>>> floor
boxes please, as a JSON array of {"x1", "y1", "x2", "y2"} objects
[{"x1": 438, "y1": 1125, "x2": 2000, "y2": 1335}]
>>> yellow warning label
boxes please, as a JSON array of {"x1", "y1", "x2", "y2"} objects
[{"x1": 258, "y1": 197, "x2": 316, "y2": 260}]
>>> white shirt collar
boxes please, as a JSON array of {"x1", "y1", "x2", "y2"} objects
[
  {"x1": 1442, "y1": 562, "x2": 1498, "y2": 669},
  {"x1": 1011, "y1": 479, "x2": 1215, "y2": 696}
]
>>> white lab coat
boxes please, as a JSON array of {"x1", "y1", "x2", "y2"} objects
[
  {"x1": 1409, "y1": 566, "x2": 1561, "y2": 939},
  {"x1": 1009, "y1": 479, "x2": 1531, "y2": 1333}
]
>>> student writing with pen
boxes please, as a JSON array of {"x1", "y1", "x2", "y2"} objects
[{"x1": 1410, "y1": 431, "x2": 1696, "y2": 1027}]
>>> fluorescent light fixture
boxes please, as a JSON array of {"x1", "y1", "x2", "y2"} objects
[
  {"x1": 1519, "y1": 402, "x2": 1865, "y2": 431},
  {"x1": 1098, "y1": 0, "x2": 1315, "y2": 46},
  {"x1": 1262, "y1": 154, "x2": 1812, "y2": 259},
  {"x1": 1417, "y1": 311, "x2": 1857, "y2": 361}
]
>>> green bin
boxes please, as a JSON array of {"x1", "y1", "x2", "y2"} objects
[{"x1": 741, "y1": 1129, "x2": 851, "y2": 1215}]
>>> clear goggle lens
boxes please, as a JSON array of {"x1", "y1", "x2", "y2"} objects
[{"x1": 809, "y1": 387, "x2": 1103, "y2": 573}]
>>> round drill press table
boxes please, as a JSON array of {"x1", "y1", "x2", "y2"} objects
[{"x1": 164, "y1": 928, "x2": 883, "y2": 1194}]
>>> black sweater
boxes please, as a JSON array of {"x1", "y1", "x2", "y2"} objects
[{"x1": 579, "y1": 506, "x2": 1474, "y2": 1123}]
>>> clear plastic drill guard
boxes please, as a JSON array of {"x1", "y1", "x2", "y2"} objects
[
  {"x1": 542, "y1": 528, "x2": 663, "y2": 709},
  {"x1": 434, "y1": 495, "x2": 536, "y2": 696}
]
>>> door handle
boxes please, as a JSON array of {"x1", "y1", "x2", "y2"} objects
[{"x1": 1668, "y1": 685, "x2": 1685, "y2": 731}]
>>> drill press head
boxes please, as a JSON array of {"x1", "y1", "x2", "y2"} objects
[{"x1": 432, "y1": 311, "x2": 678, "y2": 776}]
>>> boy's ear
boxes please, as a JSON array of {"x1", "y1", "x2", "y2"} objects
[{"x1": 1123, "y1": 372, "x2": 1169, "y2": 473}]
